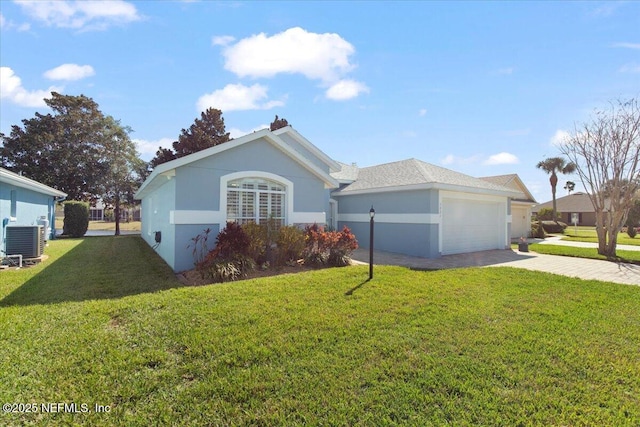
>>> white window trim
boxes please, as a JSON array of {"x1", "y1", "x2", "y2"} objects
[{"x1": 220, "y1": 171, "x2": 294, "y2": 225}]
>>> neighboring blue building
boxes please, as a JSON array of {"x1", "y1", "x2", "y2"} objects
[
  {"x1": 135, "y1": 127, "x2": 529, "y2": 272},
  {"x1": 1, "y1": 167, "x2": 67, "y2": 256}
]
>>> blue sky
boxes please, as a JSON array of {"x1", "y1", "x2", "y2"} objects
[{"x1": 1, "y1": 1, "x2": 638, "y2": 204}]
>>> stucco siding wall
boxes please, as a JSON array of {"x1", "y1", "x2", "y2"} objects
[
  {"x1": 336, "y1": 190, "x2": 438, "y2": 214},
  {"x1": 176, "y1": 138, "x2": 327, "y2": 215},
  {"x1": 335, "y1": 189, "x2": 440, "y2": 258},
  {"x1": 174, "y1": 223, "x2": 220, "y2": 272},
  {"x1": 140, "y1": 177, "x2": 176, "y2": 270},
  {"x1": 1, "y1": 184, "x2": 55, "y2": 254},
  {"x1": 339, "y1": 221, "x2": 438, "y2": 258}
]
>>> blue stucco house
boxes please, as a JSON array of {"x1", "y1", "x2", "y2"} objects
[
  {"x1": 135, "y1": 127, "x2": 528, "y2": 272},
  {"x1": 134, "y1": 126, "x2": 340, "y2": 272},
  {"x1": 1, "y1": 167, "x2": 67, "y2": 256}
]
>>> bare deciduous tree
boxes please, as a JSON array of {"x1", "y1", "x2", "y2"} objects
[{"x1": 560, "y1": 98, "x2": 640, "y2": 257}]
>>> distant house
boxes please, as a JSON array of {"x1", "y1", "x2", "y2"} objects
[
  {"x1": 0, "y1": 167, "x2": 67, "y2": 256},
  {"x1": 135, "y1": 127, "x2": 531, "y2": 272},
  {"x1": 533, "y1": 192, "x2": 599, "y2": 226},
  {"x1": 480, "y1": 174, "x2": 537, "y2": 239}
]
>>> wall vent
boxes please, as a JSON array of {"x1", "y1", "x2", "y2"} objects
[{"x1": 6, "y1": 226, "x2": 44, "y2": 258}]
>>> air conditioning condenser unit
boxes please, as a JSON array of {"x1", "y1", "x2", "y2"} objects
[{"x1": 5, "y1": 225, "x2": 45, "y2": 258}]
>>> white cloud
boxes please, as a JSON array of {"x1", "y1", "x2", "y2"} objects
[
  {"x1": 549, "y1": 129, "x2": 571, "y2": 147},
  {"x1": 221, "y1": 27, "x2": 356, "y2": 83},
  {"x1": 212, "y1": 35, "x2": 235, "y2": 46},
  {"x1": 0, "y1": 66, "x2": 59, "y2": 107},
  {"x1": 484, "y1": 152, "x2": 519, "y2": 165},
  {"x1": 0, "y1": 11, "x2": 30, "y2": 31},
  {"x1": 611, "y1": 42, "x2": 640, "y2": 49},
  {"x1": 228, "y1": 124, "x2": 269, "y2": 139},
  {"x1": 133, "y1": 137, "x2": 174, "y2": 161},
  {"x1": 44, "y1": 63, "x2": 95, "y2": 81},
  {"x1": 619, "y1": 63, "x2": 640, "y2": 73},
  {"x1": 418, "y1": 108, "x2": 427, "y2": 117},
  {"x1": 197, "y1": 83, "x2": 284, "y2": 112},
  {"x1": 325, "y1": 79, "x2": 369, "y2": 101},
  {"x1": 15, "y1": 0, "x2": 141, "y2": 31}
]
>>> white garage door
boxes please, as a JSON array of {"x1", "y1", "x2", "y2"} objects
[{"x1": 442, "y1": 197, "x2": 505, "y2": 255}]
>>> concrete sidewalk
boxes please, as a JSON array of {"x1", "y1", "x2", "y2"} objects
[
  {"x1": 351, "y1": 246, "x2": 640, "y2": 286},
  {"x1": 538, "y1": 235, "x2": 640, "y2": 251}
]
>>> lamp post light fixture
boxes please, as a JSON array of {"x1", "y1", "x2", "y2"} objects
[{"x1": 369, "y1": 205, "x2": 375, "y2": 280}]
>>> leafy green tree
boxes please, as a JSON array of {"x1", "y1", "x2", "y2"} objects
[
  {"x1": 149, "y1": 108, "x2": 231, "y2": 168},
  {"x1": 564, "y1": 181, "x2": 575, "y2": 194},
  {"x1": 98, "y1": 117, "x2": 146, "y2": 235},
  {"x1": 536, "y1": 157, "x2": 576, "y2": 221},
  {"x1": 149, "y1": 147, "x2": 177, "y2": 169},
  {"x1": 1, "y1": 93, "x2": 145, "y2": 235},
  {"x1": 0, "y1": 92, "x2": 124, "y2": 201}
]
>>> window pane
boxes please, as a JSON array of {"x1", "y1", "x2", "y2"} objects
[{"x1": 227, "y1": 177, "x2": 286, "y2": 225}]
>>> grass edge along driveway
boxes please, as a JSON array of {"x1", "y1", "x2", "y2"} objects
[{"x1": 1, "y1": 236, "x2": 639, "y2": 426}]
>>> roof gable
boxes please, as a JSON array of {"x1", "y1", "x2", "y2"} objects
[
  {"x1": 479, "y1": 174, "x2": 537, "y2": 203},
  {"x1": 0, "y1": 168, "x2": 67, "y2": 198},
  {"x1": 135, "y1": 128, "x2": 338, "y2": 199},
  {"x1": 272, "y1": 126, "x2": 340, "y2": 172}
]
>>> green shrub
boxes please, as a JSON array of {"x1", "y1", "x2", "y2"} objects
[
  {"x1": 536, "y1": 208, "x2": 559, "y2": 221},
  {"x1": 531, "y1": 221, "x2": 547, "y2": 239},
  {"x1": 627, "y1": 226, "x2": 637, "y2": 238},
  {"x1": 242, "y1": 222, "x2": 268, "y2": 263},
  {"x1": 276, "y1": 225, "x2": 305, "y2": 265},
  {"x1": 303, "y1": 224, "x2": 359, "y2": 267},
  {"x1": 327, "y1": 226, "x2": 359, "y2": 267},
  {"x1": 63, "y1": 201, "x2": 89, "y2": 237},
  {"x1": 194, "y1": 222, "x2": 255, "y2": 282},
  {"x1": 540, "y1": 220, "x2": 567, "y2": 234}
]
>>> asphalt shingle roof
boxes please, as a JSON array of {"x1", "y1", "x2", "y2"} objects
[
  {"x1": 333, "y1": 158, "x2": 517, "y2": 195},
  {"x1": 533, "y1": 192, "x2": 599, "y2": 213}
]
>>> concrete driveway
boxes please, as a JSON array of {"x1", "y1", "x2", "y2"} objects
[{"x1": 351, "y1": 247, "x2": 640, "y2": 286}]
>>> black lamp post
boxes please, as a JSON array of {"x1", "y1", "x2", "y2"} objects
[{"x1": 369, "y1": 205, "x2": 375, "y2": 280}]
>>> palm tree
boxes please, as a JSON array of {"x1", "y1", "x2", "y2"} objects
[
  {"x1": 564, "y1": 180, "x2": 575, "y2": 195},
  {"x1": 536, "y1": 157, "x2": 577, "y2": 220}
]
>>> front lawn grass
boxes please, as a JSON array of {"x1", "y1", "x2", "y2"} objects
[
  {"x1": 530, "y1": 243, "x2": 640, "y2": 264},
  {"x1": 561, "y1": 226, "x2": 640, "y2": 246},
  {"x1": 1, "y1": 237, "x2": 639, "y2": 426}
]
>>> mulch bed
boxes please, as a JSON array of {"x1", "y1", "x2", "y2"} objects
[{"x1": 175, "y1": 262, "x2": 319, "y2": 286}]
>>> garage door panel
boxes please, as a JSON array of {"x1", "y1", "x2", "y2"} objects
[{"x1": 442, "y1": 198, "x2": 504, "y2": 255}]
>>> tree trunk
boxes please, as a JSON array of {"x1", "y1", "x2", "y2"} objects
[
  {"x1": 595, "y1": 210, "x2": 607, "y2": 256},
  {"x1": 114, "y1": 195, "x2": 121, "y2": 236},
  {"x1": 605, "y1": 227, "x2": 618, "y2": 257},
  {"x1": 550, "y1": 173, "x2": 558, "y2": 220}
]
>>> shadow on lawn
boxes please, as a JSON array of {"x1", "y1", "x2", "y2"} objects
[{"x1": 0, "y1": 236, "x2": 184, "y2": 307}]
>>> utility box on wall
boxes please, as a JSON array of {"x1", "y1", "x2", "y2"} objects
[{"x1": 5, "y1": 225, "x2": 45, "y2": 258}]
